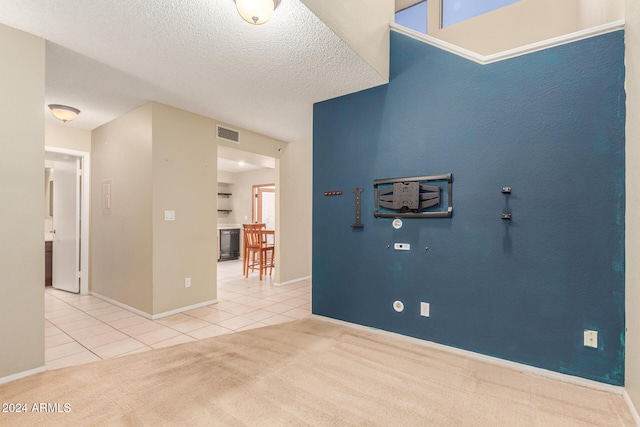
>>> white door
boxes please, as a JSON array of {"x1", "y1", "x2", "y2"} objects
[
  {"x1": 261, "y1": 190, "x2": 275, "y2": 231},
  {"x1": 52, "y1": 158, "x2": 80, "y2": 293},
  {"x1": 254, "y1": 186, "x2": 275, "y2": 246}
]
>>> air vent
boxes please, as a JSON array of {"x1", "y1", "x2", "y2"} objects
[{"x1": 217, "y1": 125, "x2": 240, "y2": 144}]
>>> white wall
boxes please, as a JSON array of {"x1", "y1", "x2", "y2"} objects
[
  {"x1": 0, "y1": 23, "x2": 45, "y2": 379},
  {"x1": 91, "y1": 104, "x2": 154, "y2": 313},
  {"x1": 45, "y1": 121, "x2": 91, "y2": 153},
  {"x1": 277, "y1": 138, "x2": 312, "y2": 283},
  {"x1": 625, "y1": 0, "x2": 640, "y2": 413},
  {"x1": 231, "y1": 168, "x2": 276, "y2": 226},
  {"x1": 151, "y1": 103, "x2": 217, "y2": 314}
]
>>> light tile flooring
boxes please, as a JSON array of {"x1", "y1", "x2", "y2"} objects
[{"x1": 44, "y1": 260, "x2": 311, "y2": 371}]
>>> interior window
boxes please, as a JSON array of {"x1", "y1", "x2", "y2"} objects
[
  {"x1": 395, "y1": 1, "x2": 428, "y2": 34},
  {"x1": 442, "y1": 0, "x2": 519, "y2": 28}
]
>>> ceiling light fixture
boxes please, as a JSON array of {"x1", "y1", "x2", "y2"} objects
[
  {"x1": 234, "y1": 0, "x2": 281, "y2": 25},
  {"x1": 48, "y1": 104, "x2": 81, "y2": 123}
]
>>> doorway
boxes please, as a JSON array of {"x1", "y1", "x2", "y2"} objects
[
  {"x1": 45, "y1": 147, "x2": 90, "y2": 295},
  {"x1": 253, "y1": 184, "x2": 275, "y2": 229},
  {"x1": 217, "y1": 146, "x2": 276, "y2": 280}
]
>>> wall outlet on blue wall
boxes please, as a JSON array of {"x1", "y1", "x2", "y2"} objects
[
  {"x1": 420, "y1": 302, "x2": 430, "y2": 317},
  {"x1": 584, "y1": 330, "x2": 598, "y2": 348}
]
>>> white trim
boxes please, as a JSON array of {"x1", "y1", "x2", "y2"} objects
[
  {"x1": 0, "y1": 366, "x2": 46, "y2": 385},
  {"x1": 275, "y1": 275, "x2": 312, "y2": 287},
  {"x1": 91, "y1": 291, "x2": 218, "y2": 320},
  {"x1": 390, "y1": 20, "x2": 625, "y2": 65},
  {"x1": 45, "y1": 146, "x2": 91, "y2": 296},
  {"x1": 623, "y1": 390, "x2": 640, "y2": 426},
  {"x1": 313, "y1": 315, "x2": 625, "y2": 394},
  {"x1": 91, "y1": 292, "x2": 153, "y2": 319},
  {"x1": 151, "y1": 299, "x2": 219, "y2": 320}
]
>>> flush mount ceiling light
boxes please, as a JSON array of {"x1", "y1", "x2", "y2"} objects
[
  {"x1": 234, "y1": 0, "x2": 281, "y2": 25},
  {"x1": 48, "y1": 104, "x2": 80, "y2": 123}
]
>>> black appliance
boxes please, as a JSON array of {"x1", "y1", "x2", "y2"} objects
[{"x1": 219, "y1": 228, "x2": 240, "y2": 261}]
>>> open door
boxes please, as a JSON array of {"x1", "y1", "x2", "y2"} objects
[
  {"x1": 253, "y1": 184, "x2": 275, "y2": 245},
  {"x1": 52, "y1": 157, "x2": 80, "y2": 293}
]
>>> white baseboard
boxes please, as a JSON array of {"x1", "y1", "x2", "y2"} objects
[
  {"x1": 151, "y1": 299, "x2": 219, "y2": 320},
  {"x1": 275, "y1": 275, "x2": 312, "y2": 287},
  {"x1": 0, "y1": 366, "x2": 46, "y2": 385},
  {"x1": 623, "y1": 390, "x2": 640, "y2": 425},
  {"x1": 91, "y1": 292, "x2": 217, "y2": 320},
  {"x1": 314, "y1": 315, "x2": 625, "y2": 395},
  {"x1": 91, "y1": 292, "x2": 154, "y2": 319}
]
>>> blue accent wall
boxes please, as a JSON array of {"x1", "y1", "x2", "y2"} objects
[{"x1": 312, "y1": 31, "x2": 625, "y2": 385}]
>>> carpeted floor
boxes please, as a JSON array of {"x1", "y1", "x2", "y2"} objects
[{"x1": 0, "y1": 317, "x2": 635, "y2": 426}]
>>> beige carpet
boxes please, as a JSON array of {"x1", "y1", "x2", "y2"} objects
[{"x1": 0, "y1": 317, "x2": 634, "y2": 426}]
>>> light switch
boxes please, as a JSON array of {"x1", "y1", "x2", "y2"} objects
[{"x1": 164, "y1": 210, "x2": 176, "y2": 221}]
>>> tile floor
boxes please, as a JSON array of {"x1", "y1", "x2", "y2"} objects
[{"x1": 44, "y1": 260, "x2": 311, "y2": 370}]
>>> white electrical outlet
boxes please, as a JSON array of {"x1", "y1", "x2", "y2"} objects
[
  {"x1": 184, "y1": 277, "x2": 191, "y2": 288},
  {"x1": 420, "y1": 302, "x2": 430, "y2": 317},
  {"x1": 584, "y1": 330, "x2": 598, "y2": 348},
  {"x1": 164, "y1": 210, "x2": 176, "y2": 221},
  {"x1": 394, "y1": 243, "x2": 410, "y2": 251}
]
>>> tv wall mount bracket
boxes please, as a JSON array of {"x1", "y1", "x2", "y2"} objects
[{"x1": 373, "y1": 173, "x2": 453, "y2": 218}]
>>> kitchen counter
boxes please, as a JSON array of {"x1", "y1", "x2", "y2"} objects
[{"x1": 218, "y1": 224, "x2": 242, "y2": 230}]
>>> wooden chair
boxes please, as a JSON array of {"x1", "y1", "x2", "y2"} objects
[
  {"x1": 242, "y1": 224, "x2": 274, "y2": 279},
  {"x1": 243, "y1": 223, "x2": 263, "y2": 276}
]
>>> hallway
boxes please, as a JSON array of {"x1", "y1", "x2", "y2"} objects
[{"x1": 44, "y1": 260, "x2": 311, "y2": 370}]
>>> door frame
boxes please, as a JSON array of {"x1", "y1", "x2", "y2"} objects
[
  {"x1": 45, "y1": 146, "x2": 90, "y2": 295},
  {"x1": 252, "y1": 183, "x2": 275, "y2": 225}
]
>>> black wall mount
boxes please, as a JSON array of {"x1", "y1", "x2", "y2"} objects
[
  {"x1": 373, "y1": 173, "x2": 453, "y2": 218},
  {"x1": 502, "y1": 186, "x2": 512, "y2": 220},
  {"x1": 352, "y1": 188, "x2": 364, "y2": 228}
]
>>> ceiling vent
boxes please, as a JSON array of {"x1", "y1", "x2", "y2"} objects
[{"x1": 217, "y1": 125, "x2": 240, "y2": 144}]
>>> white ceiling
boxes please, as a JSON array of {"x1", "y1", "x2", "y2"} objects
[
  {"x1": 218, "y1": 145, "x2": 275, "y2": 173},
  {"x1": 0, "y1": 0, "x2": 387, "y2": 148}
]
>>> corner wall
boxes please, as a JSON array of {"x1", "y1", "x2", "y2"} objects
[
  {"x1": 625, "y1": 0, "x2": 640, "y2": 410},
  {"x1": 0, "y1": 24, "x2": 45, "y2": 378},
  {"x1": 151, "y1": 103, "x2": 217, "y2": 314},
  {"x1": 90, "y1": 102, "x2": 301, "y2": 315},
  {"x1": 313, "y1": 31, "x2": 625, "y2": 385},
  {"x1": 302, "y1": 0, "x2": 393, "y2": 81},
  {"x1": 278, "y1": 138, "x2": 312, "y2": 283},
  {"x1": 91, "y1": 104, "x2": 154, "y2": 313}
]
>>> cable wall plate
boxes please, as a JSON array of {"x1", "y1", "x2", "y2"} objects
[{"x1": 373, "y1": 173, "x2": 453, "y2": 218}]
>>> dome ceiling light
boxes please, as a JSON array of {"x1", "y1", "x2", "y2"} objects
[
  {"x1": 48, "y1": 104, "x2": 81, "y2": 123},
  {"x1": 234, "y1": 0, "x2": 281, "y2": 25}
]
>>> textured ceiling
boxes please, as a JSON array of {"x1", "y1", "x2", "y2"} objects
[{"x1": 0, "y1": 0, "x2": 387, "y2": 144}]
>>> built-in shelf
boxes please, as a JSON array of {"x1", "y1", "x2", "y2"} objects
[{"x1": 218, "y1": 192, "x2": 232, "y2": 214}]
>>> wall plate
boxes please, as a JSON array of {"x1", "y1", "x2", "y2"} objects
[{"x1": 393, "y1": 300, "x2": 404, "y2": 312}]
